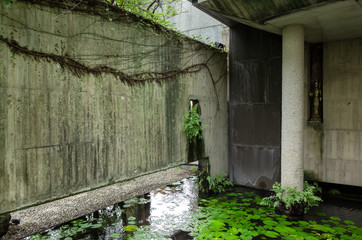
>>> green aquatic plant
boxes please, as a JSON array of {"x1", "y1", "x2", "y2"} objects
[
  {"x1": 260, "y1": 181, "x2": 322, "y2": 215},
  {"x1": 29, "y1": 219, "x2": 105, "y2": 239},
  {"x1": 124, "y1": 224, "x2": 138, "y2": 232},
  {"x1": 28, "y1": 184, "x2": 362, "y2": 240},
  {"x1": 190, "y1": 191, "x2": 362, "y2": 240},
  {"x1": 198, "y1": 173, "x2": 233, "y2": 195}
]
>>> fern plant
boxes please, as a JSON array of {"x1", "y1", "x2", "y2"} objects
[
  {"x1": 260, "y1": 181, "x2": 322, "y2": 216},
  {"x1": 181, "y1": 104, "x2": 204, "y2": 143},
  {"x1": 198, "y1": 173, "x2": 233, "y2": 195}
]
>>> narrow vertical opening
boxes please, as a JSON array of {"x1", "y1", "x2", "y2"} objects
[{"x1": 187, "y1": 99, "x2": 206, "y2": 162}]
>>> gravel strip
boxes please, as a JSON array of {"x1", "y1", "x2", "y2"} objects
[{"x1": 2, "y1": 167, "x2": 194, "y2": 240}]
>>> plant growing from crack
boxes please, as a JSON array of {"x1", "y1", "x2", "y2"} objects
[{"x1": 181, "y1": 103, "x2": 204, "y2": 143}]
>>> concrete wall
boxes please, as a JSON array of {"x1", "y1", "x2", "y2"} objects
[
  {"x1": 0, "y1": 0, "x2": 228, "y2": 214},
  {"x1": 229, "y1": 24, "x2": 281, "y2": 189},
  {"x1": 168, "y1": 0, "x2": 228, "y2": 46},
  {"x1": 304, "y1": 38, "x2": 362, "y2": 187}
]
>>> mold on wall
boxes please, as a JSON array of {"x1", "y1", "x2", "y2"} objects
[
  {"x1": 304, "y1": 38, "x2": 362, "y2": 187},
  {"x1": 0, "y1": 0, "x2": 228, "y2": 214}
]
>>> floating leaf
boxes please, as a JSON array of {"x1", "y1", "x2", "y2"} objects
[
  {"x1": 124, "y1": 224, "x2": 138, "y2": 232},
  {"x1": 110, "y1": 233, "x2": 121, "y2": 238},
  {"x1": 91, "y1": 223, "x2": 102, "y2": 229},
  {"x1": 330, "y1": 216, "x2": 341, "y2": 221},
  {"x1": 264, "y1": 231, "x2": 279, "y2": 238},
  {"x1": 344, "y1": 220, "x2": 355, "y2": 225}
]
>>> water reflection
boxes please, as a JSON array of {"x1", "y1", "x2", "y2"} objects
[
  {"x1": 30, "y1": 177, "x2": 198, "y2": 239},
  {"x1": 27, "y1": 176, "x2": 362, "y2": 239},
  {"x1": 147, "y1": 177, "x2": 198, "y2": 235}
]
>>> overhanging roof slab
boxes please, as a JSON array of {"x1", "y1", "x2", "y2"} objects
[{"x1": 195, "y1": 0, "x2": 362, "y2": 42}]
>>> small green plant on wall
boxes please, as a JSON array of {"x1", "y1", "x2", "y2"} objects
[
  {"x1": 260, "y1": 181, "x2": 322, "y2": 217},
  {"x1": 182, "y1": 103, "x2": 204, "y2": 143}
]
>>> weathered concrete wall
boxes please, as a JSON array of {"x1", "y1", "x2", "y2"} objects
[
  {"x1": 0, "y1": 0, "x2": 228, "y2": 214},
  {"x1": 304, "y1": 38, "x2": 362, "y2": 187},
  {"x1": 168, "y1": 0, "x2": 228, "y2": 46}
]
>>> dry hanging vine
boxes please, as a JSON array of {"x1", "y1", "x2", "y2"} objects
[
  {"x1": 0, "y1": 0, "x2": 226, "y2": 107},
  {"x1": 0, "y1": 35, "x2": 210, "y2": 85}
]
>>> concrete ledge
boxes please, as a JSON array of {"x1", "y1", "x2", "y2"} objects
[{"x1": 1, "y1": 167, "x2": 194, "y2": 240}]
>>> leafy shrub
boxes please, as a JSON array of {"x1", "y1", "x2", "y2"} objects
[
  {"x1": 198, "y1": 173, "x2": 233, "y2": 194},
  {"x1": 181, "y1": 104, "x2": 204, "y2": 143},
  {"x1": 260, "y1": 181, "x2": 322, "y2": 215}
]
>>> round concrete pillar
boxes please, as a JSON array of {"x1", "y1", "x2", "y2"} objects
[{"x1": 281, "y1": 25, "x2": 305, "y2": 191}]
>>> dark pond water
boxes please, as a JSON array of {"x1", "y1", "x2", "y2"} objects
[
  {"x1": 235, "y1": 185, "x2": 362, "y2": 228},
  {"x1": 28, "y1": 177, "x2": 198, "y2": 240},
  {"x1": 28, "y1": 176, "x2": 362, "y2": 239}
]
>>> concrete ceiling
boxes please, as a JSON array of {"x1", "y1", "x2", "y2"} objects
[{"x1": 195, "y1": 0, "x2": 362, "y2": 43}]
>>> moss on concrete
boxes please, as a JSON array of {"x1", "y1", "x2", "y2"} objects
[{"x1": 0, "y1": 0, "x2": 227, "y2": 215}]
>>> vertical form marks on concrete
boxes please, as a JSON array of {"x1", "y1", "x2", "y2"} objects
[
  {"x1": 0, "y1": 0, "x2": 228, "y2": 214},
  {"x1": 281, "y1": 24, "x2": 305, "y2": 191}
]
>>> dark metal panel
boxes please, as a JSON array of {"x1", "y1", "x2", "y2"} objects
[
  {"x1": 230, "y1": 145, "x2": 280, "y2": 189},
  {"x1": 230, "y1": 61, "x2": 266, "y2": 103},
  {"x1": 230, "y1": 24, "x2": 282, "y2": 62},
  {"x1": 230, "y1": 103, "x2": 281, "y2": 147},
  {"x1": 229, "y1": 23, "x2": 282, "y2": 189}
]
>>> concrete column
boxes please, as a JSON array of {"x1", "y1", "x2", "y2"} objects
[{"x1": 281, "y1": 25, "x2": 305, "y2": 191}]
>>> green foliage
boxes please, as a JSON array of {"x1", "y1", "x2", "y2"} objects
[
  {"x1": 329, "y1": 188, "x2": 341, "y2": 196},
  {"x1": 1, "y1": 0, "x2": 16, "y2": 7},
  {"x1": 105, "y1": 0, "x2": 225, "y2": 48},
  {"x1": 106, "y1": 0, "x2": 180, "y2": 28},
  {"x1": 209, "y1": 173, "x2": 233, "y2": 194},
  {"x1": 181, "y1": 104, "x2": 205, "y2": 143},
  {"x1": 190, "y1": 191, "x2": 362, "y2": 240},
  {"x1": 191, "y1": 166, "x2": 198, "y2": 174},
  {"x1": 28, "y1": 180, "x2": 362, "y2": 240},
  {"x1": 260, "y1": 182, "x2": 322, "y2": 214},
  {"x1": 124, "y1": 224, "x2": 138, "y2": 232},
  {"x1": 198, "y1": 173, "x2": 233, "y2": 194},
  {"x1": 29, "y1": 219, "x2": 105, "y2": 239}
]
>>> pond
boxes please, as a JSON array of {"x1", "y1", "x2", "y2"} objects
[
  {"x1": 27, "y1": 177, "x2": 198, "y2": 240},
  {"x1": 27, "y1": 176, "x2": 362, "y2": 239}
]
